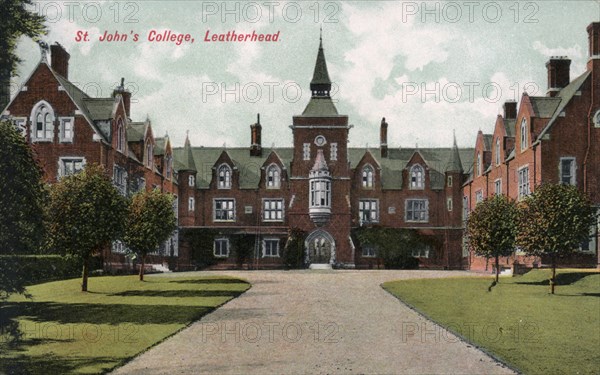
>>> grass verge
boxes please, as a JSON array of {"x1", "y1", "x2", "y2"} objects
[
  {"x1": 0, "y1": 274, "x2": 250, "y2": 374},
  {"x1": 382, "y1": 269, "x2": 600, "y2": 375}
]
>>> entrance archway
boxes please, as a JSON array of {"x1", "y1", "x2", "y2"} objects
[{"x1": 305, "y1": 230, "x2": 336, "y2": 265}]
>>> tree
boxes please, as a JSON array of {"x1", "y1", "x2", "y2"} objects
[
  {"x1": 517, "y1": 183, "x2": 596, "y2": 294},
  {"x1": 47, "y1": 164, "x2": 126, "y2": 291},
  {"x1": 0, "y1": 0, "x2": 47, "y2": 108},
  {"x1": 0, "y1": 120, "x2": 46, "y2": 344},
  {"x1": 123, "y1": 189, "x2": 176, "y2": 281},
  {"x1": 466, "y1": 195, "x2": 518, "y2": 286},
  {"x1": 354, "y1": 226, "x2": 422, "y2": 269},
  {"x1": 0, "y1": 120, "x2": 46, "y2": 255}
]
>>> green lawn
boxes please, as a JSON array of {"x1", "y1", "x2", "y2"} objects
[
  {"x1": 383, "y1": 269, "x2": 600, "y2": 375},
  {"x1": 0, "y1": 274, "x2": 250, "y2": 374}
]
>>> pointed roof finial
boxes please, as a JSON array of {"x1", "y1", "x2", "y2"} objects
[
  {"x1": 320, "y1": 25, "x2": 322, "y2": 43},
  {"x1": 257, "y1": 113, "x2": 260, "y2": 124},
  {"x1": 37, "y1": 40, "x2": 49, "y2": 63},
  {"x1": 453, "y1": 129, "x2": 457, "y2": 147}
]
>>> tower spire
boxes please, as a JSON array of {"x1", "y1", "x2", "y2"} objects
[{"x1": 310, "y1": 29, "x2": 332, "y2": 98}]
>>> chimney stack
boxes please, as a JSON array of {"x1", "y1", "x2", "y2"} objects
[
  {"x1": 50, "y1": 43, "x2": 70, "y2": 79},
  {"x1": 113, "y1": 78, "x2": 131, "y2": 118},
  {"x1": 503, "y1": 101, "x2": 517, "y2": 119},
  {"x1": 380, "y1": 117, "x2": 388, "y2": 158},
  {"x1": 587, "y1": 22, "x2": 600, "y2": 71},
  {"x1": 250, "y1": 113, "x2": 262, "y2": 157},
  {"x1": 546, "y1": 57, "x2": 571, "y2": 97}
]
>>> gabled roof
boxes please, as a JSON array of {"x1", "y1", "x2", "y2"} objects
[{"x1": 536, "y1": 70, "x2": 592, "y2": 142}]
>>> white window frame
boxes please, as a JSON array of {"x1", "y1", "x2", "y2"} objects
[
  {"x1": 362, "y1": 245, "x2": 376, "y2": 257},
  {"x1": 112, "y1": 165, "x2": 127, "y2": 195},
  {"x1": 188, "y1": 197, "x2": 195, "y2": 211},
  {"x1": 309, "y1": 178, "x2": 331, "y2": 208},
  {"x1": 30, "y1": 100, "x2": 55, "y2": 142},
  {"x1": 188, "y1": 174, "x2": 195, "y2": 187},
  {"x1": 495, "y1": 137, "x2": 501, "y2": 166},
  {"x1": 303, "y1": 143, "x2": 311, "y2": 161},
  {"x1": 262, "y1": 198, "x2": 284, "y2": 222},
  {"x1": 447, "y1": 197, "x2": 453, "y2": 212},
  {"x1": 330, "y1": 143, "x2": 338, "y2": 161},
  {"x1": 214, "y1": 198, "x2": 236, "y2": 222},
  {"x1": 214, "y1": 238, "x2": 229, "y2": 257},
  {"x1": 58, "y1": 157, "x2": 86, "y2": 178},
  {"x1": 146, "y1": 141, "x2": 153, "y2": 168},
  {"x1": 266, "y1": 164, "x2": 281, "y2": 189},
  {"x1": 58, "y1": 117, "x2": 74, "y2": 143},
  {"x1": 405, "y1": 199, "x2": 429, "y2": 222},
  {"x1": 410, "y1": 164, "x2": 425, "y2": 190},
  {"x1": 559, "y1": 157, "x2": 576, "y2": 186},
  {"x1": 412, "y1": 245, "x2": 430, "y2": 258},
  {"x1": 475, "y1": 190, "x2": 484, "y2": 204},
  {"x1": 494, "y1": 179, "x2": 502, "y2": 195},
  {"x1": 359, "y1": 199, "x2": 379, "y2": 224},
  {"x1": 447, "y1": 175, "x2": 453, "y2": 187},
  {"x1": 362, "y1": 164, "x2": 374, "y2": 188},
  {"x1": 217, "y1": 164, "x2": 232, "y2": 189},
  {"x1": 116, "y1": 119, "x2": 125, "y2": 152},
  {"x1": 520, "y1": 118, "x2": 528, "y2": 151},
  {"x1": 477, "y1": 153, "x2": 482, "y2": 177},
  {"x1": 262, "y1": 238, "x2": 280, "y2": 257},
  {"x1": 518, "y1": 165, "x2": 530, "y2": 199}
]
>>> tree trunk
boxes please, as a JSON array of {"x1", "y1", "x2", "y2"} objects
[
  {"x1": 495, "y1": 255, "x2": 500, "y2": 283},
  {"x1": 82, "y1": 257, "x2": 89, "y2": 292},
  {"x1": 550, "y1": 255, "x2": 556, "y2": 294},
  {"x1": 139, "y1": 255, "x2": 145, "y2": 281}
]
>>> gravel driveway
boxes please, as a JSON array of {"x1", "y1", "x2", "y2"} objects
[{"x1": 112, "y1": 270, "x2": 515, "y2": 375}]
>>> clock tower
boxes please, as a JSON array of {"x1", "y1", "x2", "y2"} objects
[{"x1": 288, "y1": 34, "x2": 354, "y2": 267}]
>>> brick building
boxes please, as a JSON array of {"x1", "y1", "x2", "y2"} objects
[
  {"x1": 1, "y1": 42, "x2": 182, "y2": 271},
  {"x1": 464, "y1": 23, "x2": 600, "y2": 271},
  {"x1": 4, "y1": 24, "x2": 599, "y2": 271}
]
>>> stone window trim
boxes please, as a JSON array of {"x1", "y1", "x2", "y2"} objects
[
  {"x1": 57, "y1": 156, "x2": 86, "y2": 179},
  {"x1": 303, "y1": 143, "x2": 311, "y2": 161},
  {"x1": 447, "y1": 197, "x2": 453, "y2": 212},
  {"x1": 494, "y1": 179, "x2": 502, "y2": 195},
  {"x1": 266, "y1": 163, "x2": 281, "y2": 189},
  {"x1": 361, "y1": 164, "x2": 375, "y2": 189},
  {"x1": 58, "y1": 116, "x2": 75, "y2": 143},
  {"x1": 145, "y1": 140, "x2": 153, "y2": 169},
  {"x1": 476, "y1": 152, "x2": 482, "y2": 177},
  {"x1": 188, "y1": 174, "x2": 195, "y2": 187},
  {"x1": 213, "y1": 198, "x2": 236, "y2": 222},
  {"x1": 188, "y1": 197, "x2": 195, "y2": 211},
  {"x1": 330, "y1": 142, "x2": 338, "y2": 161},
  {"x1": 405, "y1": 198, "x2": 429, "y2": 223},
  {"x1": 559, "y1": 157, "x2": 576, "y2": 186},
  {"x1": 409, "y1": 164, "x2": 425, "y2": 190},
  {"x1": 359, "y1": 199, "x2": 379, "y2": 224},
  {"x1": 362, "y1": 244, "x2": 376, "y2": 257},
  {"x1": 495, "y1": 137, "x2": 501, "y2": 166},
  {"x1": 518, "y1": 165, "x2": 531, "y2": 199},
  {"x1": 475, "y1": 190, "x2": 484, "y2": 204},
  {"x1": 116, "y1": 118, "x2": 125, "y2": 152},
  {"x1": 214, "y1": 238, "x2": 230, "y2": 257},
  {"x1": 262, "y1": 238, "x2": 280, "y2": 257},
  {"x1": 217, "y1": 163, "x2": 232, "y2": 189},
  {"x1": 262, "y1": 198, "x2": 284, "y2": 222},
  {"x1": 447, "y1": 175, "x2": 453, "y2": 188},
  {"x1": 30, "y1": 100, "x2": 55, "y2": 142},
  {"x1": 520, "y1": 118, "x2": 528, "y2": 152}
]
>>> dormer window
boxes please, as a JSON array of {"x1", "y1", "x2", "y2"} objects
[
  {"x1": 31, "y1": 101, "x2": 55, "y2": 141},
  {"x1": 410, "y1": 164, "x2": 424, "y2": 190},
  {"x1": 218, "y1": 164, "x2": 232, "y2": 189},
  {"x1": 520, "y1": 119, "x2": 528, "y2": 151},
  {"x1": 362, "y1": 165, "x2": 374, "y2": 188},
  {"x1": 266, "y1": 164, "x2": 281, "y2": 189}
]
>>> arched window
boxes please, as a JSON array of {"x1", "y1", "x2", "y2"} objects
[
  {"x1": 31, "y1": 101, "x2": 55, "y2": 141},
  {"x1": 520, "y1": 119, "x2": 528, "y2": 151},
  {"x1": 218, "y1": 164, "x2": 232, "y2": 189},
  {"x1": 146, "y1": 142, "x2": 153, "y2": 168},
  {"x1": 116, "y1": 119, "x2": 125, "y2": 152},
  {"x1": 410, "y1": 165, "x2": 424, "y2": 189},
  {"x1": 266, "y1": 164, "x2": 281, "y2": 188},
  {"x1": 477, "y1": 153, "x2": 482, "y2": 176},
  {"x1": 362, "y1": 165, "x2": 374, "y2": 188},
  {"x1": 495, "y1": 137, "x2": 501, "y2": 165}
]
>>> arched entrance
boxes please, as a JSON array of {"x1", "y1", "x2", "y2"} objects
[{"x1": 305, "y1": 230, "x2": 336, "y2": 265}]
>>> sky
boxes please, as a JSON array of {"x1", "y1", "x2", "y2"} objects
[{"x1": 12, "y1": 0, "x2": 600, "y2": 149}]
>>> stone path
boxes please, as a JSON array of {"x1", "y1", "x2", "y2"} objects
[{"x1": 112, "y1": 270, "x2": 515, "y2": 374}]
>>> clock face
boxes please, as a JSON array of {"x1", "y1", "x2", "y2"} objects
[{"x1": 314, "y1": 135, "x2": 326, "y2": 146}]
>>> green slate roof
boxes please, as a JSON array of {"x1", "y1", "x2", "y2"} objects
[
  {"x1": 82, "y1": 98, "x2": 116, "y2": 121},
  {"x1": 127, "y1": 122, "x2": 146, "y2": 142},
  {"x1": 154, "y1": 137, "x2": 166, "y2": 155},
  {"x1": 176, "y1": 136, "x2": 198, "y2": 173},
  {"x1": 301, "y1": 97, "x2": 339, "y2": 116},
  {"x1": 173, "y1": 146, "x2": 473, "y2": 190},
  {"x1": 503, "y1": 119, "x2": 516, "y2": 138},
  {"x1": 529, "y1": 96, "x2": 561, "y2": 118}
]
